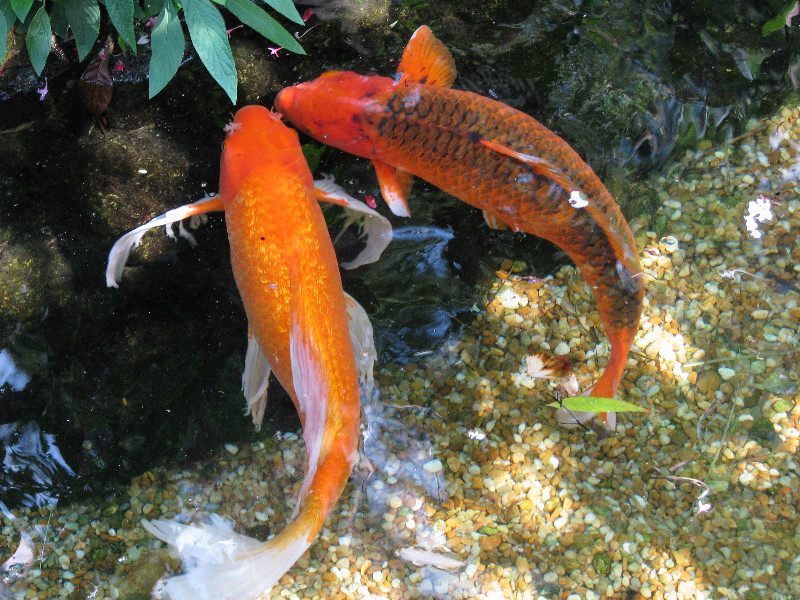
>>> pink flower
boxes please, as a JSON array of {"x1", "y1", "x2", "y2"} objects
[
  {"x1": 37, "y1": 78, "x2": 48, "y2": 101},
  {"x1": 365, "y1": 195, "x2": 377, "y2": 209},
  {"x1": 302, "y1": 9, "x2": 314, "y2": 22},
  {"x1": 268, "y1": 46, "x2": 284, "y2": 57}
]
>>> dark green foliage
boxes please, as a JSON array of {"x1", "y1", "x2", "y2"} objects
[{"x1": 0, "y1": 0, "x2": 305, "y2": 103}]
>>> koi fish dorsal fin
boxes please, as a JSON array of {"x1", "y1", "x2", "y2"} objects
[
  {"x1": 397, "y1": 25, "x2": 457, "y2": 87},
  {"x1": 373, "y1": 159, "x2": 414, "y2": 217}
]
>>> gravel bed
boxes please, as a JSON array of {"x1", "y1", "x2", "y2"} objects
[{"x1": 2, "y1": 106, "x2": 799, "y2": 600}]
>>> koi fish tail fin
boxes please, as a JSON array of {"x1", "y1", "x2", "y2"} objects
[
  {"x1": 105, "y1": 195, "x2": 224, "y2": 287},
  {"x1": 556, "y1": 343, "x2": 628, "y2": 431},
  {"x1": 143, "y1": 503, "x2": 320, "y2": 600}
]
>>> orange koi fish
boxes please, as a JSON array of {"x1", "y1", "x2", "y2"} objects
[
  {"x1": 106, "y1": 105, "x2": 392, "y2": 600},
  {"x1": 275, "y1": 26, "x2": 644, "y2": 429}
]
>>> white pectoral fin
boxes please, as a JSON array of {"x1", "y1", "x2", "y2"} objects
[
  {"x1": 343, "y1": 292, "x2": 376, "y2": 397},
  {"x1": 105, "y1": 194, "x2": 224, "y2": 287},
  {"x1": 242, "y1": 328, "x2": 272, "y2": 429},
  {"x1": 313, "y1": 174, "x2": 393, "y2": 269}
]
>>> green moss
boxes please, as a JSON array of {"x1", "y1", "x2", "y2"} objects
[
  {"x1": 749, "y1": 418, "x2": 774, "y2": 443},
  {"x1": 592, "y1": 551, "x2": 613, "y2": 576}
]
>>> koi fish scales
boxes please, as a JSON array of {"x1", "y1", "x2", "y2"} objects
[
  {"x1": 372, "y1": 82, "x2": 643, "y2": 331},
  {"x1": 276, "y1": 26, "x2": 644, "y2": 427}
]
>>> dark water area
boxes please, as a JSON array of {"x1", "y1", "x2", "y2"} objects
[{"x1": 1, "y1": 0, "x2": 798, "y2": 509}]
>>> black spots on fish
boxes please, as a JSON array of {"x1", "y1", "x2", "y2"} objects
[
  {"x1": 260, "y1": 236, "x2": 265, "y2": 241},
  {"x1": 468, "y1": 131, "x2": 482, "y2": 144},
  {"x1": 388, "y1": 95, "x2": 403, "y2": 115}
]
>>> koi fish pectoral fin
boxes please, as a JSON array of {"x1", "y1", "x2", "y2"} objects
[
  {"x1": 482, "y1": 210, "x2": 509, "y2": 231},
  {"x1": 343, "y1": 292, "x2": 376, "y2": 398},
  {"x1": 479, "y1": 139, "x2": 580, "y2": 196},
  {"x1": 372, "y1": 160, "x2": 414, "y2": 217},
  {"x1": 313, "y1": 175, "x2": 393, "y2": 269},
  {"x1": 396, "y1": 25, "x2": 457, "y2": 87},
  {"x1": 105, "y1": 194, "x2": 224, "y2": 287},
  {"x1": 242, "y1": 328, "x2": 272, "y2": 429}
]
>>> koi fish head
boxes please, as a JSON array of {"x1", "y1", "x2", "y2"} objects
[
  {"x1": 275, "y1": 71, "x2": 395, "y2": 158},
  {"x1": 220, "y1": 105, "x2": 305, "y2": 202}
]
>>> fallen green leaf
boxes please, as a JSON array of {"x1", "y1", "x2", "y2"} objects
[
  {"x1": 547, "y1": 396, "x2": 645, "y2": 413},
  {"x1": 763, "y1": 1, "x2": 796, "y2": 36}
]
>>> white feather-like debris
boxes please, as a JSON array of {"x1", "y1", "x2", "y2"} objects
[
  {"x1": 105, "y1": 194, "x2": 221, "y2": 288},
  {"x1": 314, "y1": 175, "x2": 393, "y2": 269},
  {"x1": 143, "y1": 514, "x2": 315, "y2": 600},
  {"x1": 242, "y1": 329, "x2": 272, "y2": 429},
  {"x1": 524, "y1": 352, "x2": 573, "y2": 380},
  {"x1": 396, "y1": 546, "x2": 466, "y2": 570},
  {"x1": 2, "y1": 530, "x2": 34, "y2": 578},
  {"x1": 343, "y1": 292, "x2": 376, "y2": 396}
]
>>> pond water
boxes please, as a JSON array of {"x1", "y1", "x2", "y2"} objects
[{"x1": 1, "y1": 1, "x2": 799, "y2": 600}]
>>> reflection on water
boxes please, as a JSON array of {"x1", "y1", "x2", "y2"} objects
[
  {"x1": 0, "y1": 349, "x2": 30, "y2": 392},
  {"x1": 0, "y1": 421, "x2": 75, "y2": 508}
]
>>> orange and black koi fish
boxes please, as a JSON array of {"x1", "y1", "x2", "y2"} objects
[
  {"x1": 106, "y1": 105, "x2": 391, "y2": 600},
  {"x1": 275, "y1": 26, "x2": 644, "y2": 429}
]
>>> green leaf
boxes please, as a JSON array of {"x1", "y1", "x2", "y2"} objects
[
  {"x1": 547, "y1": 396, "x2": 645, "y2": 413},
  {"x1": 10, "y1": 0, "x2": 33, "y2": 22},
  {"x1": 763, "y1": 1, "x2": 796, "y2": 35},
  {"x1": 184, "y1": 0, "x2": 237, "y2": 103},
  {"x1": 25, "y1": 5, "x2": 50, "y2": 75},
  {"x1": 106, "y1": 0, "x2": 136, "y2": 50},
  {"x1": 149, "y1": 0, "x2": 185, "y2": 98},
  {"x1": 49, "y1": 3, "x2": 69, "y2": 38},
  {"x1": 0, "y1": 9, "x2": 6, "y2": 63},
  {"x1": 225, "y1": 0, "x2": 303, "y2": 54},
  {"x1": 65, "y1": 0, "x2": 100, "y2": 60},
  {"x1": 262, "y1": 0, "x2": 303, "y2": 25}
]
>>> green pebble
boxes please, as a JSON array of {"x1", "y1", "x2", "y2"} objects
[
  {"x1": 100, "y1": 504, "x2": 118, "y2": 517},
  {"x1": 478, "y1": 525, "x2": 499, "y2": 535},
  {"x1": 90, "y1": 548, "x2": 108, "y2": 561},
  {"x1": 593, "y1": 505, "x2": 612, "y2": 517},
  {"x1": 592, "y1": 551, "x2": 613, "y2": 576},
  {"x1": 749, "y1": 360, "x2": 766, "y2": 374},
  {"x1": 750, "y1": 418, "x2": 774, "y2": 442},
  {"x1": 544, "y1": 498, "x2": 558, "y2": 512},
  {"x1": 771, "y1": 399, "x2": 793, "y2": 413}
]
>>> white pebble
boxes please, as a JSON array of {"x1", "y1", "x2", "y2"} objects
[
  {"x1": 423, "y1": 459, "x2": 443, "y2": 474},
  {"x1": 554, "y1": 342, "x2": 570, "y2": 355},
  {"x1": 717, "y1": 367, "x2": 736, "y2": 381}
]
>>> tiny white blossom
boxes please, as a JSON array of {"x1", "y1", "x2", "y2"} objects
[{"x1": 744, "y1": 194, "x2": 773, "y2": 239}]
